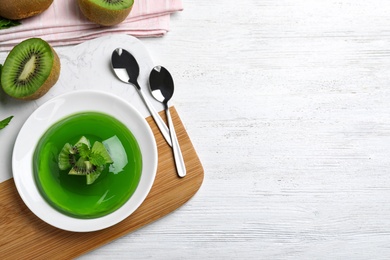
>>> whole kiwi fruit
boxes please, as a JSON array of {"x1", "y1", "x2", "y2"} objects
[
  {"x1": 77, "y1": 0, "x2": 134, "y2": 26},
  {"x1": 0, "y1": 0, "x2": 54, "y2": 20},
  {"x1": 1, "y1": 38, "x2": 60, "y2": 100}
]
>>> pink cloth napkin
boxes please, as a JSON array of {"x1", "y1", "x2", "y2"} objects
[{"x1": 0, "y1": 0, "x2": 183, "y2": 51}]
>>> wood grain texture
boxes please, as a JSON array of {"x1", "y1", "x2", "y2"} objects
[{"x1": 0, "y1": 107, "x2": 203, "y2": 259}]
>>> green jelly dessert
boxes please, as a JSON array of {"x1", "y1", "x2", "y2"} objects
[{"x1": 33, "y1": 112, "x2": 142, "y2": 219}]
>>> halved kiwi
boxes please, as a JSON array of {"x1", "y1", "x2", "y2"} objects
[
  {"x1": 1, "y1": 38, "x2": 60, "y2": 100},
  {"x1": 77, "y1": 0, "x2": 134, "y2": 26},
  {"x1": 0, "y1": 0, "x2": 53, "y2": 20}
]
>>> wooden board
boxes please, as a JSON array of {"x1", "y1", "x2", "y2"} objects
[{"x1": 0, "y1": 107, "x2": 204, "y2": 259}]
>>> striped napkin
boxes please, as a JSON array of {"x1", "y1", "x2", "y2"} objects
[{"x1": 0, "y1": 0, "x2": 183, "y2": 51}]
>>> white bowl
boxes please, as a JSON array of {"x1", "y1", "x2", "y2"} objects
[{"x1": 12, "y1": 90, "x2": 157, "y2": 232}]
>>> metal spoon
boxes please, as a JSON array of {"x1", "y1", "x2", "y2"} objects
[
  {"x1": 149, "y1": 66, "x2": 186, "y2": 178},
  {"x1": 111, "y1": 48, "x2": 172, "y2": 147}
]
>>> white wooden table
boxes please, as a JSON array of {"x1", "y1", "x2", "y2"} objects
[{"x1": 3, "y1": 1, "x2": 390, "y2": 258}]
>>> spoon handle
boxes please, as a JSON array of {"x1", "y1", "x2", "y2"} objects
[
  {"x1": 165, "y1": 105, "x2": 186, "y2": 177},
  {"x1": 136, "y1": 88, "x2": 172, "y2": 147}
]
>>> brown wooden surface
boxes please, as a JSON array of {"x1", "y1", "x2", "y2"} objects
[{"x1": 0, "y1": 107, "x2": 204, "y2": 259}]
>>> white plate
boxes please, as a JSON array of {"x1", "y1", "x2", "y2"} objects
[{"x1": 12, "y1": 90, "x2": 157, "y2": 232}]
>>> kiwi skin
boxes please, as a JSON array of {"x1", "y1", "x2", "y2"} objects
[
  {"x1": 1, "y1": 38, "x2": 61, "y2": 100},
  {"x1": 0, "y1": 0, "x2": 53, "y2": 20},
  {"x1": 26, "y1": 47, "x2": 60, "y2": 100},
  {"x1": 77, "y1": 0, "x2": 134, "y2": 26}
]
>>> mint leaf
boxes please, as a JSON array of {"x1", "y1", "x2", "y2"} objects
[
  {"x1": 0, "y1": 17, "x2": 21, "y2": 30},
  {"x1": 0, "y1": 116, "x2": 13, "y2": 130},
  {"x1": 89, "y1": 153, "x2": 106, "y2": 167}
]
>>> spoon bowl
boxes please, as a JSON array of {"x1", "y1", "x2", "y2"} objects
[{"x1": 149, "y1": 66, "x2": 174, "y2": 104}]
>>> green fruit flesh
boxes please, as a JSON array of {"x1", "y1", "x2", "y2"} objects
[
  {"x1": 1, "y1": 38, "x2": 54, "y2": 98},
  {"x1": 92, "y1": 141, "x2": 113, "y2": 163},
  {"x1": 58, "y1": 143, "x2": 74, "y2": 170},
  {"x1": 86, "y1": 171, "x2": 102, "y2": 185},
  {"x1": 91, "y1": 0, "x2": 133, "y2": 10},
  {"x1": 69, "y1": 157, "x2": 88, "y2": 175},
  {"x1": 75, "y1": 136, "x2": 91, "y2": 148}
]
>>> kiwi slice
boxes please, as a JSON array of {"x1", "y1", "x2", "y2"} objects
[
  {"x1": 58, "y1": 136, "x2": 91, "y2": 170},
  {"x1": 77, "y1": 0, "x2": 134, "y2": 26},
  {"x1": 1, "y1": 38, "x2": 60, "y2": 100},
  {"x1": 58, "y1": 143, "x2": 75, "y2": 170},
  {"x1": 69, "y1": 158, "x2": 103, "y2": 175},
  {"x1": 58, "y1": 136, "x2": 112, "y2": 185},
  {"x1": 69, "y1": 157, "x2": 89, "y2": 175},
  {"x1": 86, "y1": 163, "x2": 104, "y2": 185},
  {"x1": 91, "y1": 141, "x2": 113, "y2": 164},
  {"x1": 69, "y1": 158, "x2": 104, "y2": 185},
  {"x1": 76, "y1": 136, "x2": 91, "y2": 148}
]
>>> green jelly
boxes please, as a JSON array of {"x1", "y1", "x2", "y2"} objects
[{"x1": 33, "y1": 112, "x2": 142, "y2": 219}]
